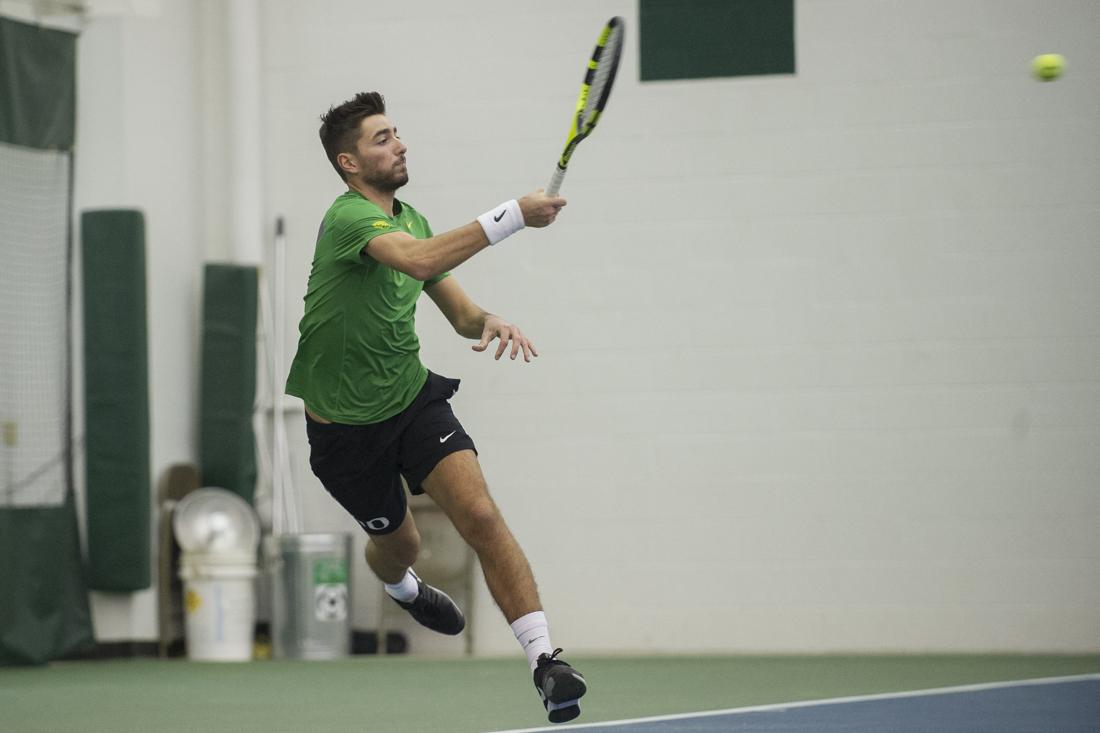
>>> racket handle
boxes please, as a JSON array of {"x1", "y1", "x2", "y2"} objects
[{"x1": 546, "y1": 165, "x2": 566, "y2": 197}]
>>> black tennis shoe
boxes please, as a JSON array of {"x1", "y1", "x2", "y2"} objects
[
  {"x1": 533, "y1": 648, "x2": 587, "y2": 723},
  {"x1": 391, "y1": 569, "x2": 465, "y2": 635}
]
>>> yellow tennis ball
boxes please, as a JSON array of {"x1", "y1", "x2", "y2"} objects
[{"x1": 1032, "y1": 53, "x2": 1065, "y2": 81}]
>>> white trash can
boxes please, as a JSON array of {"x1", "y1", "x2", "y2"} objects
[{"x1": 179, "y1": 551, "x2": 257, "y2": 661}]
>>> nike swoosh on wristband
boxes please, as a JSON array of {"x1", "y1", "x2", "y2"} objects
[
  {"x1": 439, "y1": 431, "x2": 457, "y2": 443},
  {"x1": 493, "y1": 210, "x2": 506, "y2": 222}
]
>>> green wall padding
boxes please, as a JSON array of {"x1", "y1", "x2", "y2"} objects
[
  {"x1": 640, "y1": 0, "x2": 795, "y2": 81},
  {"x1": 0, "y1": 16, "x2": 76, "y2": 149},
  {"x1": 199, "y1": 264, "x2": 258, "y2": 504},
  {"x1": 81, "y1": 209, "x2": 151, "y2": 592}
]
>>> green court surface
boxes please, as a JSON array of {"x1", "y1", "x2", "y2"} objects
[{"x1": 2, "y1": 655, "x2": 1098, "y2": 733}]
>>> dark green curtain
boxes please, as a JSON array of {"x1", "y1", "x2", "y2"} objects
[
  {"x1": 0, "y1": 14, "x2": 93, "y2": 665},
  {"x1": 0, "y1": 17, "x2": 76, "y2": 148}
]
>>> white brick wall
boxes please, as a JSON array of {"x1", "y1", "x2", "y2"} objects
[
  {"x1": 261, "y1": 0, "x2": 1100, "y2": 655},
  {"x1": 72, "y1": 0, "x2": 1100, "y2": 652}
]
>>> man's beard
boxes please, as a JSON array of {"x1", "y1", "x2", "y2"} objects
[{"x1": 363, "y1": 165, "x2": 408, "y2": 192}]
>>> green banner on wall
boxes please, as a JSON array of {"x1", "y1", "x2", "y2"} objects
[{"x1": 640, "y1": 0, "x2": 795, "y2": 81}]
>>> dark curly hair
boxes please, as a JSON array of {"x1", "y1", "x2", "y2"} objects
[{"x1": 319, "y1": 92, "x2": 386, "y2": 181}]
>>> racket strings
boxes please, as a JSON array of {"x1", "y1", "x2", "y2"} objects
[{"x1": 581, "y1": 27, "x2": 623, "y2": 125}]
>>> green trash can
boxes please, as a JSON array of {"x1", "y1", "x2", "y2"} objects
[{"x1": 267, "y1": 533, "x2": 352, "y2": 659}]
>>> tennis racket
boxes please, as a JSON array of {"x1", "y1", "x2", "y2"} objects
[{"x1": 546, "y1": 16, "x2": 625, "y2": 196}]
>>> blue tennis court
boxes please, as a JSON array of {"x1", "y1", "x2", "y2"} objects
[{"x1": 491, "y1": 675, "x2": 1100, "y2": 733}]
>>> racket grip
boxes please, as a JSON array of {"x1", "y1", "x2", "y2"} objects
[{"x1": 546, "y1": 166, "x2": 566, "y2": 197}]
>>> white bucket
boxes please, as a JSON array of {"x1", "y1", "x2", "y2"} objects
[{"x1": 179, "y1": 551, "x2": 257, "y2": 662}]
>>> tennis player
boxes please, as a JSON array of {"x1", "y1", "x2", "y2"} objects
[{"x1": 285, "y1": 92, "x2": 586, "y2": 724}]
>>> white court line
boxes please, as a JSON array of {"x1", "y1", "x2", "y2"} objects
[{"x1": 486, "y1": 673, "x2": 1100, "y2": 733}]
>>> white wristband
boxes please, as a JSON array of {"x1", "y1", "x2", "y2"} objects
[{"x1": 477, "y1": 199, "x2": 525, "y2": 245}]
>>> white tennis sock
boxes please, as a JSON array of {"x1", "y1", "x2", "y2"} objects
[
  {"x1": 384, "y1": 569, "x2": 419, "y2": 603},
  {"x1": 511, "y1": 610, "x2": 553, "y2": 672}
]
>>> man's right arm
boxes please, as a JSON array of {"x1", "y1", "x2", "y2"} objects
[{"x1": 365, "y1": 189, "x2": 566, "y2": 281}]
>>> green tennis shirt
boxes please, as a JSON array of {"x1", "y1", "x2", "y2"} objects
[{"x1": 285, "y1": 190, "x2": 448, "y2": 424}]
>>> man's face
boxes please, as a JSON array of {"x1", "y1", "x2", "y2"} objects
[{"x1": 342, "y1": 114, "x2": 408, "y2": 190}]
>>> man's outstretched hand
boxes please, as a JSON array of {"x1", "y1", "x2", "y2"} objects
[{"x1": 473, "y1": 315, "x2": 538, "y2": 362}]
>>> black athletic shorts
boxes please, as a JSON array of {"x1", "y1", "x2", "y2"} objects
[{"x1": 304, "y1": 371, "x2": 477, "y2": 536}]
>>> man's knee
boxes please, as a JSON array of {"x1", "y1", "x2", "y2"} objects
[
  {"x1": 367, "y1": 519, "x2": 421, "y2": 568},
  {"x1": 368, "y1": 537, "x2": 419, "y2": 569},
  {"x1": 454, "y1": 496, "x2": 509, "y2": 545}
]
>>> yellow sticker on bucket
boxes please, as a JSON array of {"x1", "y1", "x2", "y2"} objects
[{"x1": 185, "y1": 588, "x2": 202, "y2": 614}]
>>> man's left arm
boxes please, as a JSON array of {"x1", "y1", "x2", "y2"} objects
[{"x1": 424, "y1": 277, "x2": 538, "y2": 362}]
